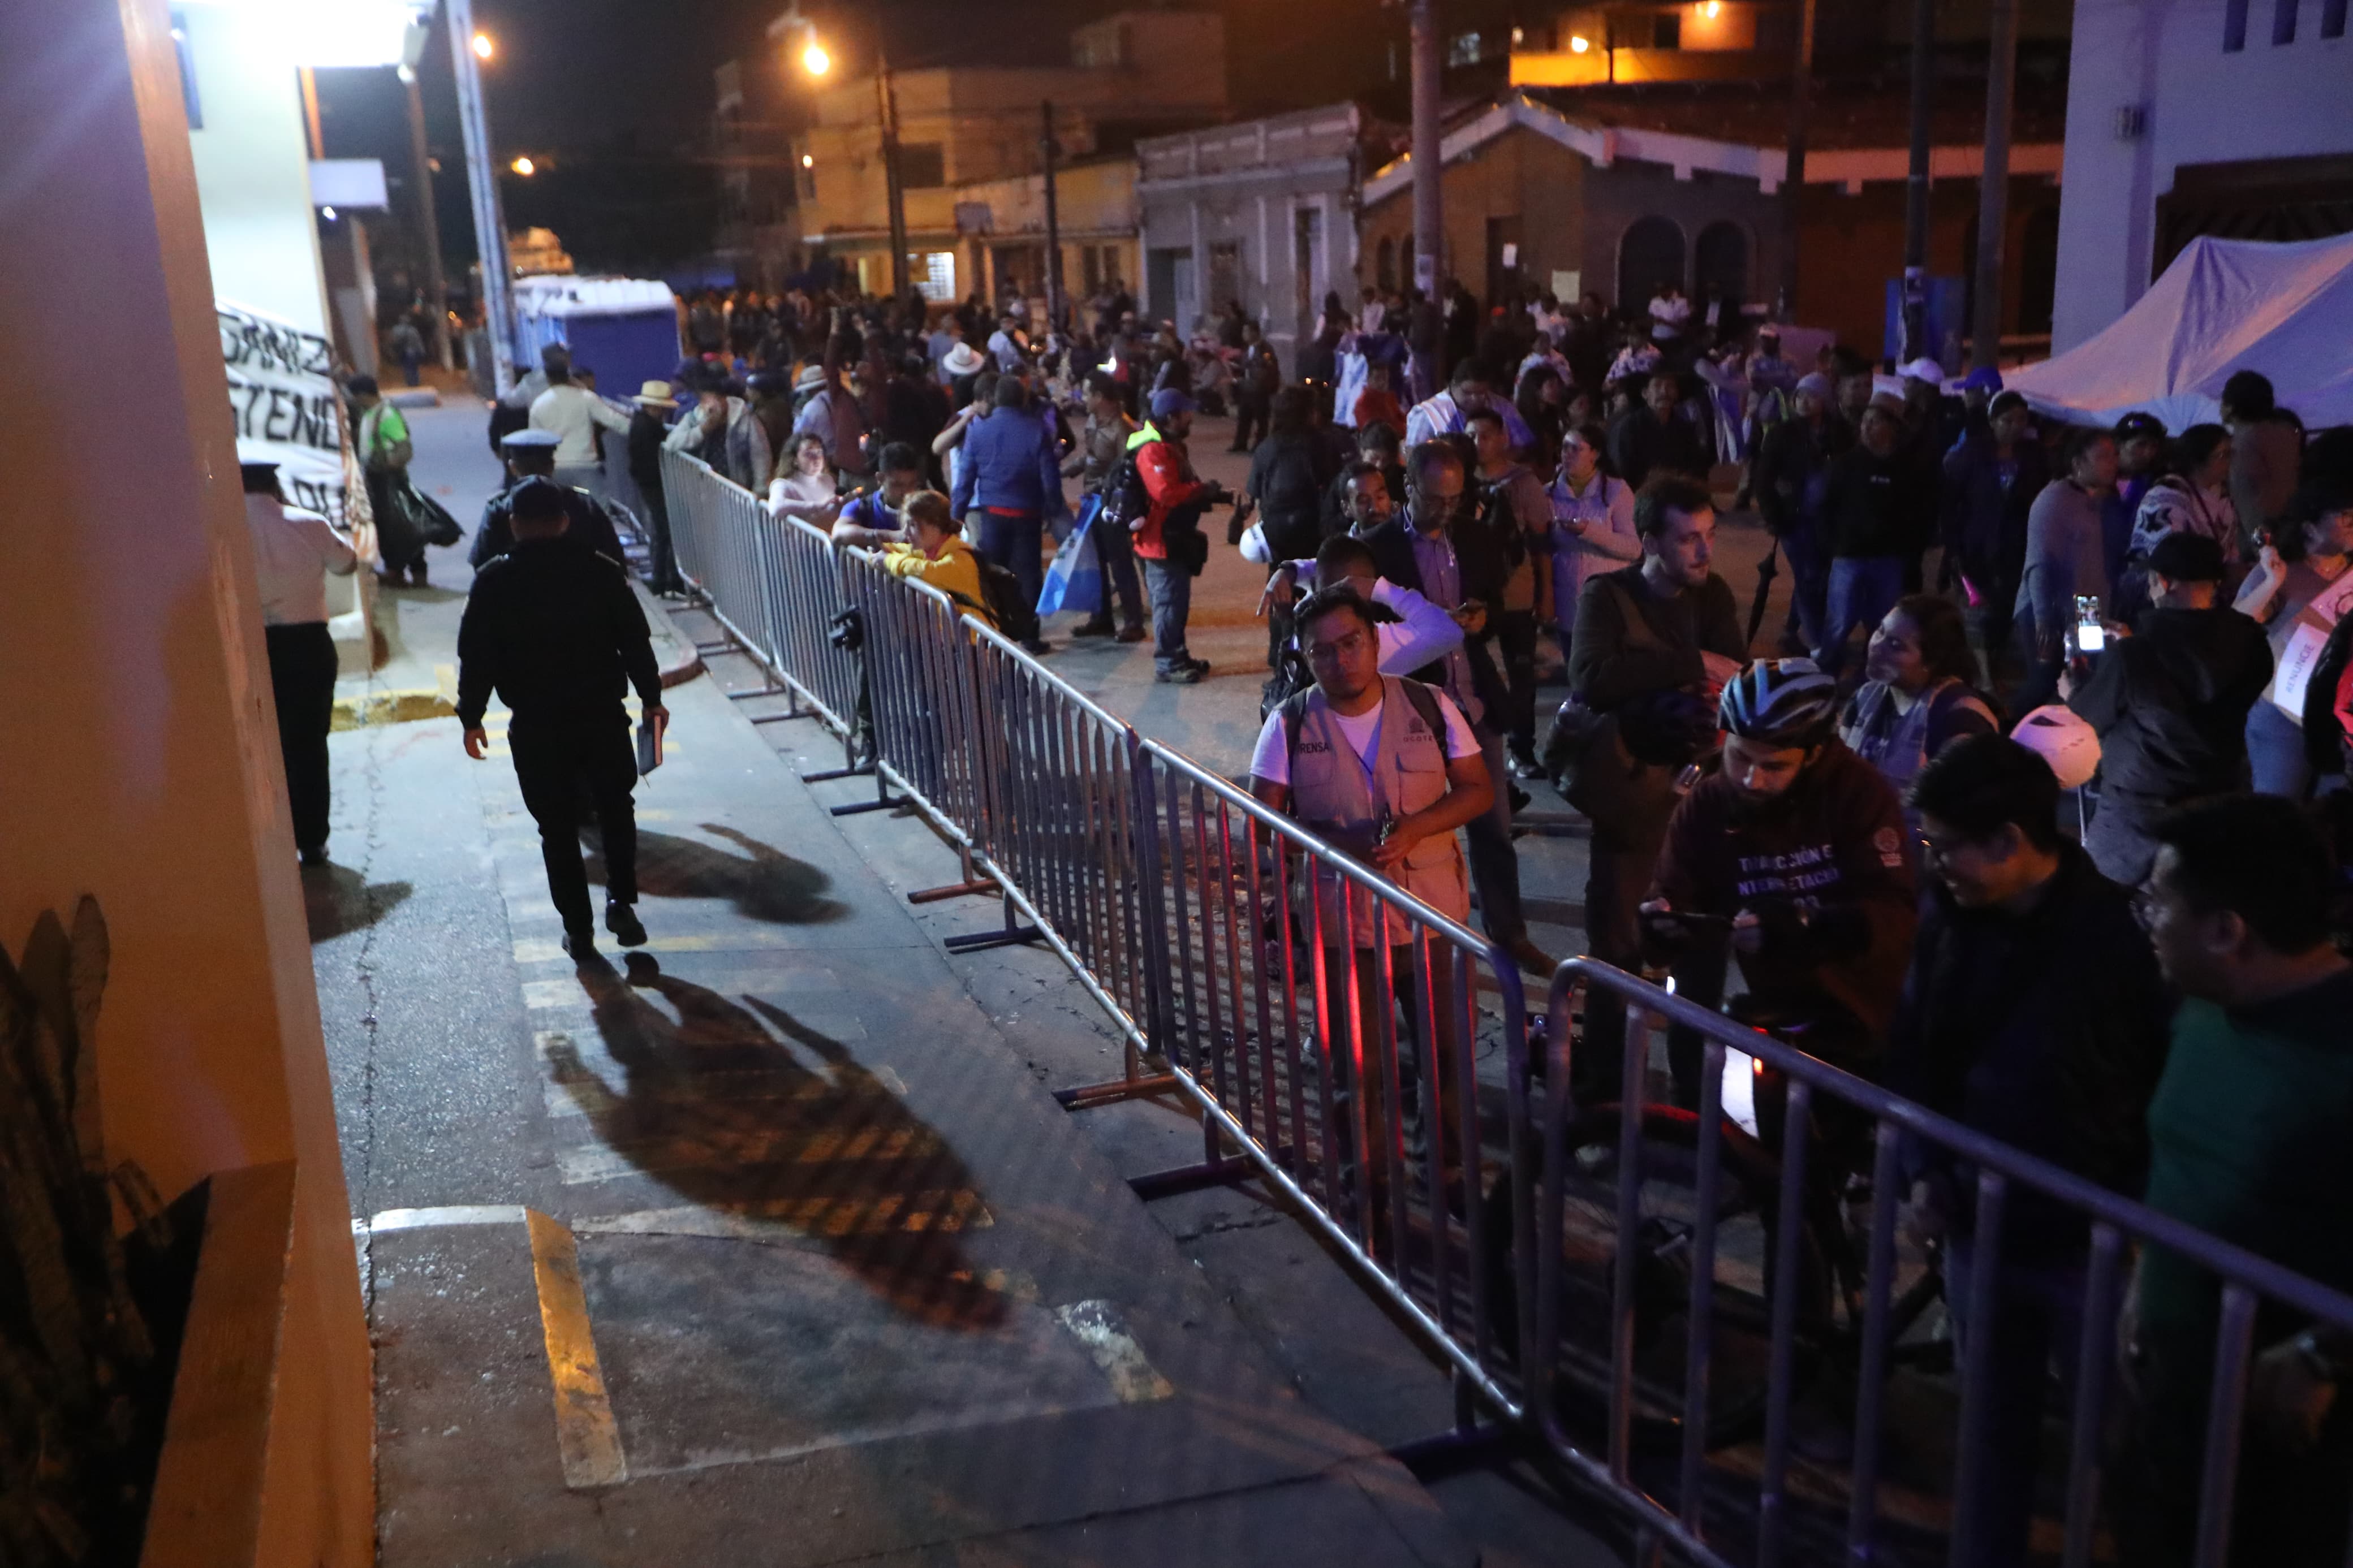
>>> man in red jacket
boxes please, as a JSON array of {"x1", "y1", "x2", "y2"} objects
[{"x1": 1131, "y1": 388, "x2": 1231, "y2": 684}]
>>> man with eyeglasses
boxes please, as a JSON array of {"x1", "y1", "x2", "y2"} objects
[
  {"x1": 1251, "y1": 584, "x2": 1492, "y2": 1228},
  {"x1": 1353, "y1": 440, "x2": 1551, "y2": 976},
  {"x1": 2117, "y1": 793, "x2": 2353, "y2": 1568},
  {"x1": 1889, "y1": 734, "x2": 2169, "y2": 1568}
]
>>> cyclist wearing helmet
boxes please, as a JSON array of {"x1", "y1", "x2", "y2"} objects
[{"x1": 1639, "y1": 658, "x2": 1919, "y2": 1095}]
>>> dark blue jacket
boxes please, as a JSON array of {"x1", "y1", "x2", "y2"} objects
[
  {"x1": 1940, "y1": 425, "x2": 2048, "y2": 601},
  {"x1": 950, "y1": 406, "x2": 1063, "y2": 518}
]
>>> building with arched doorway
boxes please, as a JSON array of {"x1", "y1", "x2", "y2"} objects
[{"x1": 1354, "y1": 85, "x2": 2065, "y2": 366}]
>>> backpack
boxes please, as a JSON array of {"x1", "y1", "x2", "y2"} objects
[
  {"x1": 1098, "y1": 444, "x2": 1152, "y2": 533},
  {"x1": 1276, "y1": 675, "x2": 1447, "y2": 774},
  {"x1": 1259, "y1": 598, "x2": 1411, "y2": 720},
  {"x1": 946, "y1": 558, "x2": 1041, "y2": 646}
]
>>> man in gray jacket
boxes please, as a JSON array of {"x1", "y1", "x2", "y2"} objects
[{"x1": 2012, "y1": 427, "x2": 2118, "y2": 716}]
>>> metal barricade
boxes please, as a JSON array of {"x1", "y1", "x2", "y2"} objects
[
  {"x1": 1532, "y1": 958, "x2": 2353, "y2": 1567},
  {"x1": 621, "y1": 471, "x2": 2353, "y2": 1562},
  {"x1": 658, "y1": 449, "x2": 776, "y2": 681},
  {"x1": 835, "y1": 547, "x2": 987, "y2": 824},
  {"x1": 758, "y1": 514, "x2": 860, "y2": 739},
  {"x1": 961, "y1": 622, "x2": 1160, "y2": 1082},
  {"x1": 1125, "y1": 738, "x2": 1536, "y2": 1428}
]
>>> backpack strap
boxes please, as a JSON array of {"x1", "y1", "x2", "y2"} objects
[
  {"x1": 1397, "y1": 676, "x2": 1450, "y2": 756},
  {"x1": 1279, "y1": 687, "x2": 1317, "y2": 775}
]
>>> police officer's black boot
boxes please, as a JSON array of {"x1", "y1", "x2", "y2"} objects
[{"x1": 605, "y1": 897, "x2": 647, "y2": 948}]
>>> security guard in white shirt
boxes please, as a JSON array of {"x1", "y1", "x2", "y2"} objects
[{"x1": 242, "y1": 461, "x2": 359, "y2": 866}]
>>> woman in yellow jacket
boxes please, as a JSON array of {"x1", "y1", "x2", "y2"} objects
[{"x1": 878, "y1": 490, "x2": 996, "y2": 630}]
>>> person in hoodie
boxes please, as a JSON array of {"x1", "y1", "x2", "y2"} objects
[{"x1": 2066, "y1": 530, "x2": 2273, "y2": 885}]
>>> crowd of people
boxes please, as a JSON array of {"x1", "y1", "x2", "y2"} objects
[
  {"x1": 326, "y1": 269, "x2": 2353, "y2": 1562},
  {"x1": 1231, "y1": 287, "x2": 2353, "y2": 1565}
]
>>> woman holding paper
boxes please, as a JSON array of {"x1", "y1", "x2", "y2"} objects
[{"x1": 2236, "y1": 489, "x2": 2353, "y2": 798}]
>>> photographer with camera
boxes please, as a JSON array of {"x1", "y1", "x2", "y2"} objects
[{"x1": 1127, "y1": 388, "x2": 1232, "y2": 685}]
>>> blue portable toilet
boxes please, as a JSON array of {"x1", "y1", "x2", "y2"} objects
[{"x1": 510, "y1": 276, "x2": 683, "y2": 396}]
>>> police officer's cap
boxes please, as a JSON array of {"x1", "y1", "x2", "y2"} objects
[
  {"x1": 500, "y1": 427, "x2": 563, "y2": 452},
  {"x1": 510, "y1": 475, "x2": 569, "y2": 522}
]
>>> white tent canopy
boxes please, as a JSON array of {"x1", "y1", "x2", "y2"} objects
[{"x1": 2008, "y1": 231, "x2": 2353, "y2": 433}]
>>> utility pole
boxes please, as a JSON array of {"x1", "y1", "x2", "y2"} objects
[
  {"x1": 447, "y1": 0, "x2": 513, "y2": 395},
  {"x1": 1408, "y1": 0, "x2": 1442, "y2": 298},
  {"x1": 1775, "y1": 0, "x2": 1817, "y2": 321},
  {"x1": 402, "y1": 65, "x2": 453, "y2": 369},
  {"x1": 1041, "y1": 100, "x2": 1064, "y2": 331},
  {"x1": 1971, "y1": 0, "x2": 2019, "y2": 374},
  {"x1": 1899, "y1": 0, "x2": 1935, "y2": 364},
  {"x1": 876, "y1": 46, "x2": 909, "y2": 300}
]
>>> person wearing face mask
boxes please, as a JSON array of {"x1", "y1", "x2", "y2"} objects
[
  {"x1": 1838, "y1": 594, "x2": 2000, "y2": 826},
  {"x1": 1639, "y1": 659, "x2": 1919, "y2": 1103}
]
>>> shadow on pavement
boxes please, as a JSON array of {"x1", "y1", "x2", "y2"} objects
[
  {"x1": 299, "y1": 863, "x2": 413, "y2": 943},
  {"x1": 584, "y1": 824, "x2": 849, "y2": 926},
  {"x1": 554, "y1": 954, "x2": 1007, "y2": 1331}
]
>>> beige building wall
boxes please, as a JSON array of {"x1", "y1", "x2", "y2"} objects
[{"x1": 0, "y1": 2, "x2": 373, "y2": 1562}]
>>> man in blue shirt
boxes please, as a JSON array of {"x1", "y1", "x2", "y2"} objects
[{"x1": 948, "y1": 377, "x2": 1063, "y2": 654}]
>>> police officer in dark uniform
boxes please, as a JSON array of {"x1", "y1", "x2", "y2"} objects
[
  {"x1": 471, "y1": 427, "x2": 628, "y2": 569},
  {"x1": 457, "y1": 477, "x2": 666, "y2": 964}
]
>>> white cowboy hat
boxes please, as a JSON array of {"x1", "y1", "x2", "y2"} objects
[{"x1": 942, "y1": 342, "x2": 985, "y2": 377}]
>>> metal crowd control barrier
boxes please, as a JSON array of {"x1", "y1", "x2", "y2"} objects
[
  {"x1": 1118, "y1": 740, "x2": 1537, "y2": 1431},
  {"x1": 647, "y1": 451, "x2": 2353, "y2": 1566},
  {"x1": 1536, "y1": 959, "x2": 2353, "y2": 1568},
  {"x1": 660, "y1": 448, "x2": 866, "y2": 778}
]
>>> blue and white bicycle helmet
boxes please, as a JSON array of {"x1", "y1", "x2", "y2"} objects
[{"x1": 1717, "y1": 658, "x2": 1838, "y2": 747}]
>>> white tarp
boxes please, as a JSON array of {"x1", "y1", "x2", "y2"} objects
[
  {"x1": 2008, "y1": 231, "x2": 2353, "y2": 434},
  {"x1": 217, "y1": 298, "x2": 350, "y2": 525}
]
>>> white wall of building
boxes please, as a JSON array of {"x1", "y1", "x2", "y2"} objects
[
  {"x1": 2051, "y1": 0, "x2": 2351, "y2": 351},
  {"x1": 182, "y1": 2, "x2": 332, "y2": 332}
]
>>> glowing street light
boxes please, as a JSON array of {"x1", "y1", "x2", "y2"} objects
[
  {"x1": 800, "y1": 152, "x2": 815, "y2": 169},
  {"x1": 510, "y1": 155, "x2": 535, "y2": 176},
  {"x1": 1568, "y1": 33, "x2": 1590, "y2": 52},
  {"x1": 471, "y1": 30, "x2": 494, "y2": 61},
  {"x1": 800, "y1": 38, "x2": 831, "y2": 76}
]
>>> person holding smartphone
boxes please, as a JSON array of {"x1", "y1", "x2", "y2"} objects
[{"x1": 2062, "y1": 532, "x2": 2272, "y2": 886}]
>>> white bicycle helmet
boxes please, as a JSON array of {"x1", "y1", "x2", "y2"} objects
[
  {"x1": 2012, "y1": 704, "x2": 2102, "y2": 790},
  {"x1": 1717, "y1": 659, "x2": 1838, "y2": 746}
]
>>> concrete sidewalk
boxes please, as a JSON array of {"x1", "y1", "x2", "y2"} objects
[{"x1": 314, "y1": 666, "x2": 1477, "y2": 1565}]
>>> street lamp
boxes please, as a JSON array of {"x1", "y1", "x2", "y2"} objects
[
  {"x1": 510, "y1": 155, "x2": 535, "y2": 176},
  {"x1": 790, "y1": 20, "x2": 908, "y2": 299},
  {"x1": 471, "y1": 29, "x2": 493, "y2": 60}
]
